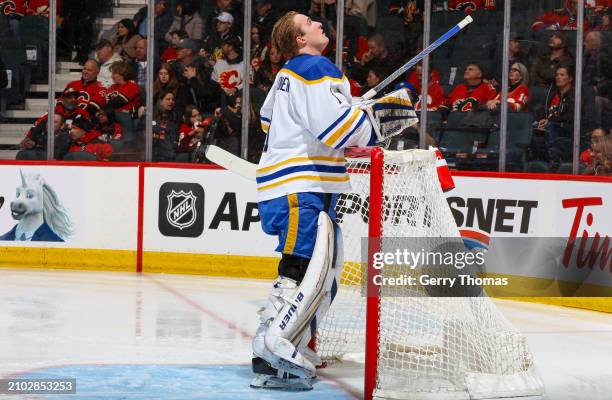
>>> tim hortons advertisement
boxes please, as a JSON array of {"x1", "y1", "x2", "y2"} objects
[
  {"x1": 449, "y1": 176, "x2": 612, "y2": 292},
  {"x1": 0, "y1": 165, "x2": 138, "y2": 249}
]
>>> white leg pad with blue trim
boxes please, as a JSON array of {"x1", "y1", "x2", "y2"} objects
[{"x1": 255, "y1": 212, "x2": 339, "y2": 379}]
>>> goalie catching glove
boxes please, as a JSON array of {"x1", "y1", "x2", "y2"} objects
[{"x1": 355, "y1": 88, "x2": 419, "y2": 143}]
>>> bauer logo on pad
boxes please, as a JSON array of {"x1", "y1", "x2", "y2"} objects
[{"x1": 159, "y1": 182, "x2": 204, "y2": 237}]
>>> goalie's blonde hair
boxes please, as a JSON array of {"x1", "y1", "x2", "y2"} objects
[{"x1": 271, "y1": 11, "x2": 302, "y2": 60}]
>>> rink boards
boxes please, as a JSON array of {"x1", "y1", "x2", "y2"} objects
[{"x1": 0, "y1": 161, "x2": 611, "y2": 312}]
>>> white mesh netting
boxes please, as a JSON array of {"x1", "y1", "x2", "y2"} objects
[{"x1": 316, "y1": 149, "x2": 545, "y2": 400}]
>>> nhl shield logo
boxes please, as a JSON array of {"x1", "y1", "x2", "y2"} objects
[{"x1": 166, "y1": 190, "x2": 197, "y2": 230}]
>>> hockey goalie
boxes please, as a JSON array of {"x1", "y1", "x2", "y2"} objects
[{"x1": 250, "y1": 10, "x2": 424, "y2": 390}]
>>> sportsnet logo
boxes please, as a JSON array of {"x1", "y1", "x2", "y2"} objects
[
  {"x1": 158, "y1": 182, "x2": 204, "y2": 237},
  {"x1": 447, "y1": 196, "x2": 539, "y2": 235}
]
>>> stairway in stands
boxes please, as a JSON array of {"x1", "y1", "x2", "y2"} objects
[{"x1": 0, "y1": 0, "x2": 145, "y2": 160}]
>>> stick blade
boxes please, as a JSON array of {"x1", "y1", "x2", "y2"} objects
[{"x1": 205, "y1": 145, "x2": 257, "y2": 181}]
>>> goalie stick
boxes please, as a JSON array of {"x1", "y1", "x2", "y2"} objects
[
  {"x1": 361, "y1": 15, "x2": 473, "y2": 101},
  {"x1": 205, "y1": 145, "x2": 258, "y2": 181}
]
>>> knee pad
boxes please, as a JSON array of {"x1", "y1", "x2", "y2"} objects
[{"x1": 278, "y1": 254, "x2": 310, "y2": 284}]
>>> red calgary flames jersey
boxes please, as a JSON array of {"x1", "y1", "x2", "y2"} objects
[
  {"x1": 106, "y1": 81, "x2": 141, "y2": 114},
  {"x1": 444, "y1": 81, "x2": 497, "y2": 112},
  {"x1": 64, "y1": 79, "x2": 107, "y2": 116},
  {"x1": 492, "y1": 84, "x2": 530, "y2": 112}
]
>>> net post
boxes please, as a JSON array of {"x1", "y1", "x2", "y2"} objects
[{"x1": 364, "y1": 147, "x2": 384, "y2": 400}]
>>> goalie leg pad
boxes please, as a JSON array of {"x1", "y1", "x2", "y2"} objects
[
  {"x1": 262, "y1": 211, "x2": 338, "y2": 378},
  {"x1": 297, "y1": 219, "x2": 344, "y2": 355}
]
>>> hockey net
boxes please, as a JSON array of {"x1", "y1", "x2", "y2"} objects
[{"x1": 315, "y1": 148, "x2": 545, "y2": 400}]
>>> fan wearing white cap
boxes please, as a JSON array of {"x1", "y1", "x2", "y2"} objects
[{"x1": 202, "y1": 10, "x2": 241, "y2": 62}]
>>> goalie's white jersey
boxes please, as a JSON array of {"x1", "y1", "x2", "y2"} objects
[{"x1": 256, "y1": 54, "x2": 376, "y2": 201}]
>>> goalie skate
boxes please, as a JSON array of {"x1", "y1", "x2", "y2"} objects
[{"x1": 250, "y1": 373, "x2": 313, "y2": 391}]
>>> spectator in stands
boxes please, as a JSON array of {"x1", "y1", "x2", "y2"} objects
[
  {"x1": 133, "y1": 0, "x2": 172, "y2": 45},
  {"x1": 250, "y1": 24, "x2": 270, "y2": 67},
  {"x1": 106, "y1": 61, "x2": 141, "y2": 143},
  {"x1": 352, "y1": 33, "x2": 400, "y2": 86},
  {"x1": 486, "y1": 63, "x2": 530, "y2": 112},
  {"x1": 361, "y1": 68, "x2": 383, "y2": 96},
  {"x1": 345, "y1": 0, "x2": 377, "y2": 34},
  {"x1": 64, "y1": 60, "x2": 107, "y2": 121},
  {"x1": 446, "y1": 0, "x2": 496, "y2": 12},
  {"x1": 582, "y1": 31, "x2": 612, "y2": 126},
  {"x1": 309, "y1": 0, "x2": 337, "y2": 28},
  {"x1": 253, "y1": 46, "x2": 283, "y2": 93},
  {"x1": 176, "y1": 105, "x2": 205, "y2": 162},
  {"x1": 161, "y1": 30, "x2": 188, "y2": 63},
  {"x1": 212, "y1": 35, "x2": 244, "y2": 96},
  {"x1": 406, "y1": 62, "x2": 446, "y2": 111},
  {"x1": 65, "y1": 114, "x2": 113, "y2": 161},
  {"x1": 0, "y1": 0, "x2": 23, "y2": 36},
  {"x1": 171, "y1": 38, "x2": 200, "y2": 85},
  {"x1": 580, "y1": 127, "x2": 607, "y2": 165},
  {"x1": 112, "y1": 19, "x2": 143, "y2": 60},
  {"x1": 531, "y1": 0, "x2": 590, "y2": 32},
  {"x1": 16, "y1": 113, "x2": 69, "y2": 160},
  {"x1": 154, "y1": 63, "x2": 180, "y2": 102},
  {"x1": 96, "y1": 40, "x2": 123, "y2": 88},
  {"x1": 176, "y1": 59, "x2": 222, "y2": 114},
  {"x1": 254, "y1": 0, "x2": 278, "y2": 41},
  {"x1": 130, "y1": 38, "x2": 159, "y2": 92},
  {"x1": 389, "y1": 0, "x2": 423, "y2": 59},
  {"x1": 203, "y1": 11, "x2": 237, "y2": 61},
  {"x1": 51, "y1": 89, "x2": 81, "y2": 121},
  {"x1": 489, "y1": 33, "x2": 529, "y2": 86},
  {"x1": 204, "y1": 0, "x2": 242, "y2": 38},
  {"x1": 213, "y1": 91, "x2": 242, "y2": 156},
  {"x1": 165, "y1": 0, "x2": 204, "y2": 42},
  {"x1": 533, "y1": 65, "x2": 576, "y2": 161},
  {"x1": 583, "y1": 134, "x2": 611, "y2": 175},
  {"x1": 152, "y1": 90, "x2": 180, "y2": 161},
  {"x1": 95, "y1": 109, "x2": 123, "y2": 153},
  {"x1": 440, "y1": 63, "x2": 497, "y2": 113},
  {"x1": 593, "y1": 9, "x2": 610, "y2": 31},
  {"x1": 530, "y1": 32, "x2": 574, "y2": 87}
]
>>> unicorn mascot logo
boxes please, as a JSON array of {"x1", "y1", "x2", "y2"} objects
[{"x1": 0, "y1": 170, "x2": 73, "y2": 242}]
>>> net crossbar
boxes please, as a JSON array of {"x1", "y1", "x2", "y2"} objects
[{"x1": 316, "y1": 148, "x2": 545, "y2": 400}]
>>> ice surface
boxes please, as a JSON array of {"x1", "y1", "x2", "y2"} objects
[{"x1": 1, "y1": 268, "x2": 611, "y2": 399}]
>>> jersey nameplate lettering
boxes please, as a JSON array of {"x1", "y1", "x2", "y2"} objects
[{"x1": 277, "y1": 77, "x2": 290, "y2": 93}]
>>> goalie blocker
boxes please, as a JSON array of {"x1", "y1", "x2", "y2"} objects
[{"x1": 356, "y1": 88, "x2": 419, "y2": 145}]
